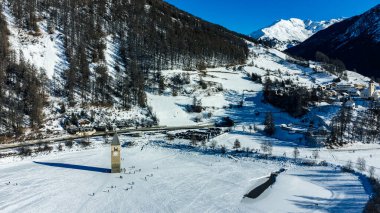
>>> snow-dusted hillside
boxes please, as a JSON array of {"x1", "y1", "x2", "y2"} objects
[
  {"x1": 286, "y1": 5, "x2": 380, "y2": 78},
  {"x1": 341, "y1": 4, "x2": 380, "y2": 43},
  {"x1": 0, "y1": 4, "x2": 158, "y2": 138},
  {"x1": 250, "y1": 18, "x2": 342, "y2": 50}
]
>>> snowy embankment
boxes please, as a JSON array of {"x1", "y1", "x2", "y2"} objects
[
  {"x1": 213, "y1": 126, "x2": 380, "y2": 179},
  {"x1": 245, "y1": 167, "x2": 369, "y2": 212},
  {"x1": 0, "y1": 134, "x2": 370, "y2": 212}
]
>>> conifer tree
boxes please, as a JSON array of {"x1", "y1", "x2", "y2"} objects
[{"x1": 264, "y1": 112, "x2": 275, "y2": 136}]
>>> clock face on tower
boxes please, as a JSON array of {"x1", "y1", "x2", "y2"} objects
[{"x1": 113, "y1": 151, "x2": 119, "y2": 157}]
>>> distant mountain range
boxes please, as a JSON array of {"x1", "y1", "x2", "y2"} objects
[
  {"x1": 287, "y1": 4, "x2": 380, "y2": 78},
  {"x1": 250, "y1": 18, "x2": 342, "y2": 50}
]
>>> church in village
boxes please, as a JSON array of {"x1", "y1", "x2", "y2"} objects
[{"x1": 361, "y1": 80, "x2": 380, "y2": 100}]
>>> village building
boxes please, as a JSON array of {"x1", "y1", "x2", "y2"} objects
[
  {"x1": 347, "y1": 88, "x2": 361, "y2": 97},
  {"x1": 317, "y1": 85, "x2": 327, "y2": 91},
  {"x1": 354, "y1": 83, "x2": 366, "y2": 90},
  {"x1": 361, "y1": 80, "x2": 377, "y2": 99},
  {"x1": 306, "y1": 126, "x2": 330, "y2": 146},
  {"x1": 309, "y1": 61, "x2": 324, "y2": 72},
  {"x1": 324, "y1": 90, "x2": 338, "y2": 97},
  {"x1": 330, "y1": 90, "x2": 338, "y2": 96},
  {"x1": 334, "y1": 82, "x2": 353, "y2": 92}
]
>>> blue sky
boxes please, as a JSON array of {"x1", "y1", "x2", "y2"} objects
[{"x1": 164, "y1": 0, "x2": 380, "y2": 34}]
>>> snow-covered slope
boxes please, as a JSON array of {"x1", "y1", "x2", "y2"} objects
[
  {"x1": 251, "y1": 18, "x2": 342, "y2": 50},
  {"x1": 3, "y1": 6, "x2": 64, "y2": 79}
]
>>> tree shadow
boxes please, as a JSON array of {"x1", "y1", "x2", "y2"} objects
[{"x1": 33, "y1": 161, "x2": 110, "y2": 173}]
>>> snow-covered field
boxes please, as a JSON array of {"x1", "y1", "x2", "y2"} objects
[{"x1": 0, "y1": 135, "x2": 371, "y2": 212}]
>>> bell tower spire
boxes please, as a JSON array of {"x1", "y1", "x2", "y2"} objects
[{"x1": 111, "y1": 133, "x2": 121, "y2": 173}]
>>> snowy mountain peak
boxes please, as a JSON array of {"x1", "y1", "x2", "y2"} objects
[{"x1": 250, "y1": 18, "x2": 342, "y2": 50}]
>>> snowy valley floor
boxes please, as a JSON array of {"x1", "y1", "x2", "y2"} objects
[{"x1": 0, "y1": 135, "x2": 371, "y2": 213}]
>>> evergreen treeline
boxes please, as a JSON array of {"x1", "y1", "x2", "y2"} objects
[
  {"x1": 328, "y1": 106, "x2": 380, "y2": 146},
  {"x1": 0, "y1": 7, "x2": 46, "y2": 136},
  {"x1": 6, "y1": 0, "x2": 249, "y2": 108},
  {"x1": 263, "y1": 78, "x2": 317, "y2": 117}
]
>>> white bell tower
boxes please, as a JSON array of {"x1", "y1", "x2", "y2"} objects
[{"x1": 369, "y1": 80, "x2": 376, "y2": 97}]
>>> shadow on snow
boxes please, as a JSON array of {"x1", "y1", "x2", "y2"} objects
[
  {"x1": 33, "y1": 161, "x2": 111, "y2": 173},
  {"x1": 288, "y1": 168, "x2": 371, "y2": 212}
]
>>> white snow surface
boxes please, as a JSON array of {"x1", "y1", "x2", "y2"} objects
[{"x1": 0, "y1": 135, "x2": 370, "y2": 212}]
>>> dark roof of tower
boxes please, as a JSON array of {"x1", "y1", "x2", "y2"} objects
[{"x1": 112, "y1": 133, "x2": 120, "y2": 145}]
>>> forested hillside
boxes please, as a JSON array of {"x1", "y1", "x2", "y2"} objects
[
  {"x1": 0, "y1": 0, "x2": 249, "y2": 136},
  {"x1": 287, "y1": 4, "x2": 380, "y2": 78},
  {"x1": 0, "y1": 6, "x2": 46, "y2": 136},
  {"x1": 9, "y1": 0, "x2": 249, "y2": 69}
]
